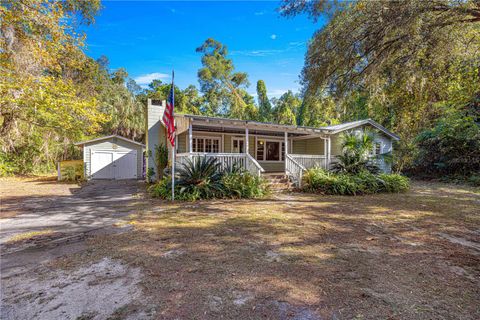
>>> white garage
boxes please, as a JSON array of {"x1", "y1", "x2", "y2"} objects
[{"x1": 75, "y1": 135, "x2": 145, "y2": 180}]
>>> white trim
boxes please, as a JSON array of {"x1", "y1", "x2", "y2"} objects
[
  {"x1": 191, "y1": 136, "x2": 222, "y2": 153},
  {"x1": 255, "y1": 138, "x2": 285, "y2": 162},
  {"x1": 75, "y1": 135, "x2": 145, "y2": 147},
  {"x1": 231, "y1": 137, "x2": 245, "y2": 153}
]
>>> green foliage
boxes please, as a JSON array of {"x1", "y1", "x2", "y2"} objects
[
  {"x1": 281, "y1": 0, "x2": 480, "y2": 173},
  {"x1": 378, "y1": 173, "x2": 410, "y2": 193},
  {"x1": 196, "y1": 38, "x2": 256, "y2": 119},
  {"x1": 149, "y1": 157, "x2": 268, "y2": 201},
  {"x1": 414, "y1": 108, "x2": 480, "y2": 177},
  {"x1": 256, "y1": 80, "x2": 272, "y2": 122},
  {"x1": 146, "y1": 168, "x2": 155, "y2": 184},
  {"x1": 175, "y1": 157, "x2": 225, "y2": 200},
  {"x1": 154, "y1": 143, "x2": 169, "y2": 179},
  {"x1": 331, "y1": 131, "x2": 380, "y2": 174},
  {"x1": 271, "y1": 90, "x2": 301, "y2": 125},
  {"x1": 1, "y1": 1, "x2": 108, "y2": 175},
  {"x1": 221, "y1": 172, "x2": 269, "y2": 199},
  {"x1": 303, "y1": 168, "x2": 409, "y2": 196}
]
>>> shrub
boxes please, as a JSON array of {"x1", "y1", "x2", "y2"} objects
[
  {"x1": 154, "y1": 143, "x2": 169, "y2": 179},
  {"x1": 149, "y1": 157, "x2": 268, "y2": 201},
  {"x1": 414, "y1": 109, "x2": 480, "y2": 178},
  {"x1": 331, "y1": 131, "x2": 380, "y2": 174},
  {"x1": 222, "y1": 172, "x2": 269, "y2": 198},
  {"x1": 175, "y1": 157, "x2": 225, "y2": 200},
  {"x1": 303, "y1": 167, "x2": 409, "y2": 196},
  {"x1": 303, "y1": 168, "x2": 359, "y2": 195},
  {"x1": 378, "y1": 173, "x2": 410, "y2": 193}
]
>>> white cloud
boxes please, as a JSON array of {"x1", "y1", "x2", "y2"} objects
[
  {"x1": 254, "y1": 11, "x2": 265, "y2": 16},
  {"x1": 134, "y1": 72, "x2": 169, "y2": 86},
  {"x1": 270, "y1": 34, "x2": 277, "y2": 40},
  {"x1": 267, "y1": 88, "x2": 300, "y2": 98},
  {"x1": 231, "y1": 49, "x2": 284, "y2": 57}
]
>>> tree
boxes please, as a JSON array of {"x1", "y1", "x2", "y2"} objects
[
  {"x1": 256, "y1": 80, "x2": 272, "y2": 122},
  {"x1": 272, "y1": 91, "x2": 302, "y2": 125},
  {"x1": 97, "y1": 65, "x2": 145, "y2": 140},
  {"x1": 281, "y1": 0, "x2": 480, "y2": 95},
  {"x1": 138, "y1": 80, "x2": 203, "y2": 115},
  {"x1": 196, "y1": 38, "x2": 253, "y2": 119},
  {"x1": 281, "y1": 0, "x2": 480, "y2": 172},
  {"x1": 0, "y1": 0, "x2": 105, "y2": 174}
]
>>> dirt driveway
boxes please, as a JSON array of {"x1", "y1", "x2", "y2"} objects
[
  {"x1": 1, "y1": 178, "x2": 141, "y2": 244},
  {"x1": 1, "y1": 179, "x2": 479, "y2": 319}
]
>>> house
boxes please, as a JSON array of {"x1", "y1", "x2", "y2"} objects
[
  {"x1": 146, "y1": 99, "x2": 400, "y2": 186},
  {"x1": 75, "y1": 135, "x2": 145, "y2": 180}
]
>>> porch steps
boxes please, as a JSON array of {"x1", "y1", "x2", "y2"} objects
[{"x1": 262, "y1": 173, "x2": 292, "y2": 192}]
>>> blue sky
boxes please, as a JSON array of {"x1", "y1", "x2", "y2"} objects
[{"x1": 82, "y1": 1, "x2": 324, "y2": 98}]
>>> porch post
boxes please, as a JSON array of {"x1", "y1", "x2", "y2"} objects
[
  {"x1": 327, "y1": 136, "x2": 331, "y2": 169},
  {"x1": 284, "y1": 131, "x2": 288, "y2": 172},
  {"x1": 323, "y1": 137, "x2": 328, "y2": 169},
  {"x1": 188, "y1": 120, "x2": 193, "y2": 153},
  {"x1": 245, "y1": 127, "x2": 249, "y2": 155}
]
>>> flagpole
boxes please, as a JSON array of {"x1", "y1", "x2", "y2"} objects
[{"x1": 171, "y1": 70, "x2": 175, "y2": 201}]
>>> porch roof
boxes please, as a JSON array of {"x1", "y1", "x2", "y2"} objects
[
  {"x1": 179, "y1": 114, "x2": 329, "y2": 136},
  {"x1": 177, "y1": 114, "x2": 400, "y2": 140}
]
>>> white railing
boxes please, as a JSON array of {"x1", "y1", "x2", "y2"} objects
[
  {"x1": 285, "y1": 154, "x2": 306, "y2": 187},
  {"x1": 176, "y1": 152, "x2": 264, "y2": 176},
  {"x1": 290, "y1": 154, "x2": 327, "y2": 170},
  {"x1": 246, "y1": 153, "x2": 265, "y2": 176}
]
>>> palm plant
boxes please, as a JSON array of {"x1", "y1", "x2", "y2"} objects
[
  {"x1": 332, "y1": 130, "x2": 380, "y2": 174},
  {"x1": 175, "y1": 157, "x2": 225, "y2": 200}
]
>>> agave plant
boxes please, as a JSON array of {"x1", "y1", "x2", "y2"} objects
[
  {"x1": 175, "y1": 157, "x2": 225, "y2": 200},
  {"x1": 331, "y1": 130, "x2": 380, "y2": 174}
]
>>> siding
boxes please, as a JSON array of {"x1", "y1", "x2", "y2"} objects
[
  {"x1": 329, "y1": 125, "x2": 394, "y2": 172},
  {"x1": 146, "y1": 101, "x2": 165, "y2": 175},
  {"x1": 305, "y1": 138, "x2": 324, "y2": 155},
  {"x1": 292, "y1": 140, "x2": 306, "y2": 154},
  {"x1": 84, "y1": 137, "x2": 144, "y2": 179}
]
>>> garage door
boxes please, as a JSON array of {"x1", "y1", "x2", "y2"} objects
[{"x1": 91, "y1": 150, "x2": 137, "y2": 180}]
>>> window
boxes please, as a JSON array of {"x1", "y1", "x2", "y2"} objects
[
  {"x1": 256, "y1": 140, "x2": 264, "y2": 161},
  {"x1": 374, "y1": 142, "x2": 381, "y2": 155},
  {"x1": 192, "y1": 137, "x2": 220, "y2": 153},
  {"x1": 256, "y1": 139, "x2": 283, "y2": 161},
  {"x1": 232, "y1": 138, "x2": 245, "y2": 153}
]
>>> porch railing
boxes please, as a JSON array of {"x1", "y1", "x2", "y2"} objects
[
  {"x1": 246, "y1": 153, "x2": 265, "y2": 176},
  {"x1": 285, "y1": 154, "x2": 306, "y2": 188},
  {"x1": 289, "y1": 154, "x2": 328, "y2": 170},
  {"x1": 176, "y1": 152, "x2": 264, "y2": 176}
]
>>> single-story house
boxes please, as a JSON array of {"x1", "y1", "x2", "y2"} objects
[
  {"x1": 146, "y1": 99, "x2": 400, "y2": 186},
  {"x1": 75, "y1": 135, "x2": 145, "y2": 180}
]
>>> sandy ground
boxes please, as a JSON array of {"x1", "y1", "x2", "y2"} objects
[
  {"x1": 1, "y1": 258, "x2": 148, "y2": 320},
  {"x1": 1, "y1": 178, "x2": 479, "y2": 319}
]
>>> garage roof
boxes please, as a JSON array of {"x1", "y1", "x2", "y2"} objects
[{"x1": 74, "y1": 135, "x2": 145, "y2": 147}]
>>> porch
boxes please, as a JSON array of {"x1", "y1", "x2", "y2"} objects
[{"x1": 173, "y1": 115, "x2": 336, "y2": 186}]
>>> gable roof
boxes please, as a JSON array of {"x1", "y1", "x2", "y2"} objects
[
  {"x1": 74, "y1": 135, "x2": 145, "y2": 147},
  {"x1": 321, "y1": 119, "x2": 400, "y2": 140}
]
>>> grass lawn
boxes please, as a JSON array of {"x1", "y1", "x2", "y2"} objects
[{"x1": 52, "y1": 181, "x2": 479, "y2": 319}]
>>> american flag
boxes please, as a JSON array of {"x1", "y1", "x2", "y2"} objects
[{"x1": 162, "y1": 74, "x2": 175, "y2": 146}]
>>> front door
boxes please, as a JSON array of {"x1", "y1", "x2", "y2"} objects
[{"x1": 232, "y1": 138, "x2": 245, "y2": 153}]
